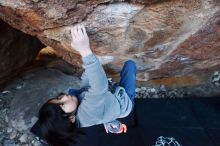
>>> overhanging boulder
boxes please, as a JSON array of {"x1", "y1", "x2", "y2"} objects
[{"x1": 0, "y1": 0, "x2": 219, "y2": 82}]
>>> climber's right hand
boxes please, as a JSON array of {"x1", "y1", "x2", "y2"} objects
[{"x1": 71, "y1": 24, "x2": 92, "y2": 57}]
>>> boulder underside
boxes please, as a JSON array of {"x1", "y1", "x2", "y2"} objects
[
  {"x1": 0, "y1": 19, "x2": 44, "y2": 87},
  {"x1": 0, "y1": 0, "x2": 219, "y2": 82}
]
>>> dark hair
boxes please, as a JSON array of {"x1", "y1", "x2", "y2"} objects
[{"x1": 38, "y1": 101, "x2": 84, "y2": 146}]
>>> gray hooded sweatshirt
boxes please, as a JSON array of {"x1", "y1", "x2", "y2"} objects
[{"x1": 76, "y1": 54, "x2": 132, "y2": 128}]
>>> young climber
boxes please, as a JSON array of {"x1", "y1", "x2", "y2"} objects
[{"x1": 37, "y1": 24, "x2": 137, "y2": 146}]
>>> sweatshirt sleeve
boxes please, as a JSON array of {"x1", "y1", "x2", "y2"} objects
[
  {"x1": 82, "y1": 54, "x2": 108, "y2": 95},
  {"x1": 80, "y1": 71, "x2": 90, "y2": 89}
]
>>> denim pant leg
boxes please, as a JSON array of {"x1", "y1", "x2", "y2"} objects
[{"x1": 119, "y1": 60, "x2": 137, "y2": 108}]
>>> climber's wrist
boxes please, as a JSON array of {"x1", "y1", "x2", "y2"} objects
[{"x1": 80, "y1": 49, "x2": 92, "y2": 57}]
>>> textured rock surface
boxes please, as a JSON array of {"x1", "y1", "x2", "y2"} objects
[
  {"x1": 0, "y1": 0, "x2": 219, "y2": 81},
  {"x1": 0, "y1": 19, "x2": 44, "y2": 88},
  {"x1": 5, "y1": 60, "x2": 81, "y2": 131},
  {"x1": 0, "y1": 58, "x2": 82, "y2": 145}
]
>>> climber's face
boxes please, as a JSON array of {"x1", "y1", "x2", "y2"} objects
[{"x1": 49, "y1": 94, "x2": 78, "y2": 118}]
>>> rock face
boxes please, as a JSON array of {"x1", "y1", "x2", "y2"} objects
[
  {"x1": 5, "y1": 63, "x2": 81, "y2": 131},
  {"x1": 0, "y1": 0, "x2": 219, "y2": 81},
  {"x1": 0, "y1": 19, "x2": 44, "y2": 88}
]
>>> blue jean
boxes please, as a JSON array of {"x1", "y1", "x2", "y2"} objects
[{"x1": 118, "y1": 60, "x2": 137, "y2": 108}]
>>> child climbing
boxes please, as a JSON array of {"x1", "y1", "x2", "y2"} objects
[{"x1": 37, "y1": 24, "x2": 137, "y2": 146}]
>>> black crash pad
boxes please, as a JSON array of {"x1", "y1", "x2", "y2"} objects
[{"x1": 31, "y1": 97, "x2": 220, "y2": 146}]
